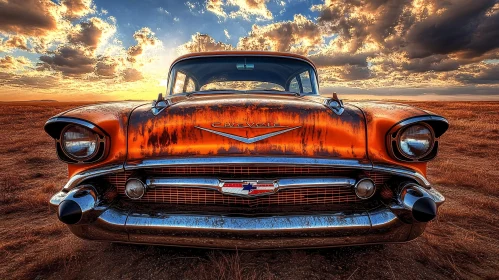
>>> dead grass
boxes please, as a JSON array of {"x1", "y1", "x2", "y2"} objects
[{"x1": 0, "y1": 101, "x2": 498, "y2": 280}]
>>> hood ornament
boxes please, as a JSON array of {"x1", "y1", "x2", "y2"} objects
[
  {"x1": 326, "y1": 92, "x2": 344, "y2": 115},
  {"x1": 151, "y1": 93, "x2": 172, "y2": 115}
]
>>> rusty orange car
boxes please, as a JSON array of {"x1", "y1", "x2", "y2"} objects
[{"x1": 45, "y1": 51, "x2": 449, "y2": 249}]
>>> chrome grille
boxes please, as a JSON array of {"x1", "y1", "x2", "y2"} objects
[
  {"x1": 105, "y1": 167, "x2": 392, "y2": 207},
  {"x1": 116, "y1": 185, "x2": 361, "y2": 206}
]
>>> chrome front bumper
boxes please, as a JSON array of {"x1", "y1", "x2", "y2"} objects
[
  {"x1": 50, "y1": 188, "x2": 444, "y2": 249},
  {"x1": 49, "y1": 158, "x2": 444, "y2": 249}
]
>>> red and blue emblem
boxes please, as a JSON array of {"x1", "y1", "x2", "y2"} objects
[{"x1": 221, "y1": 180, "x2": 277, "y2": 196}]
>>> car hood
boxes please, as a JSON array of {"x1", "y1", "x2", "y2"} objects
[{"x1": 126, "y1": 94, "x2": 368, "y2": 162}]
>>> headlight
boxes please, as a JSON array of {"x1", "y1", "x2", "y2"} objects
[
  {"x1": 61, "y1": 125, "x2": 99, "y2": 160},
  {"x1": 398, "y1": 124, "x2": 434, "y2": 159}
]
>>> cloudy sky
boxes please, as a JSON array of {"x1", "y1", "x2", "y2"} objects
[{"x1": 0, "y1": 0, "x2": 498, "y2": 101}]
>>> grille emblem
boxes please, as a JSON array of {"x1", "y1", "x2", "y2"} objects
[{"x1": 220, "y1": 180, "x2": 277, "y2": 197}]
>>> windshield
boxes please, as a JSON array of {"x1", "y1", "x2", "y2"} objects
[{"x1": 167, "y1": 56, "x2": 319, "y2": 95}]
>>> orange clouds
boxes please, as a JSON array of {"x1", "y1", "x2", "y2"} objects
[
  {"x1": 0, "y1": 0, "x2": 59, "y2": 37},
  {"x1": 60, "y1": 0, "x2": 96, "y2": 20},
  {"x1": 238, "y1": 14, "x2": 322, "y2": 54},
  {"x1": 178, "y1": 33, "x2": 233, "y2": 54},
  {"x1": 206, "y1": 0, "x2": 273, "y2": 20},
  {"x1": 68, "y1": 17, "x2": 115, "y2": 50},
  {"x1": 126, "y1": 28, "x2": 161, "y2": 63}
]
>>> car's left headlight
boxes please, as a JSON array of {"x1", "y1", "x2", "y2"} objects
[
  {"x1": 61, "y1": 125, "x2": 100, "y2": 160},
  {"x1": 397, "y1": 124, "x2": 434, "y2": 159}
]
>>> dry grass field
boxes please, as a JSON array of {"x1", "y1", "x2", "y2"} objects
[{"x1": 1, "y1": 101, "x2": 498, "y2": 280}]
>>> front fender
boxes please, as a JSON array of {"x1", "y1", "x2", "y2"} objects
[
  {"x1": 44, "y1": 101, "x2": 146, "y2": 177},
  {"x1": 350, "y1": 101, "x2": 449, "y2": 177}
]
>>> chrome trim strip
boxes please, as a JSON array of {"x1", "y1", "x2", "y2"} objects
[
  {"x1": 125, "y1": 157, "x2": 430, "y2": 186},
  {"x1": 388, "y1": 115, "x2": 449, "y2": 135},
  {"x1": 145, "y1": 177, "x2": 356, "y2": 197},
  {"x1": 194, "y1": 126, "x2": 301, "y2": 144},
  {"x1": 371, "y1": 165, "x2": 430, "y2": 187},
  {"x1": 146, "y1": 178, "x2": 221, "y2": 189},
  {"x1": 63, "y1": 164, "x2": 124, "y2": 191},
  {"x1": 277, "y1": 178, "x2": 356, "y2": 188},
  {"x1": 126, "y1": 211, "x2": 372, "y2": 232},
  {"x1": 45, "y1": 117, "x2": 100, "y2": 133},
  {"x1": 60, "y1": 158, "x2": 431, "y2": 193},
  {"x1": 125, "y1": 157, "x2": 372, "y2": 170}
]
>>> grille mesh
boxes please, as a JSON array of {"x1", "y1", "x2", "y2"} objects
[
  {"x1": 105, "y1": 166, "x2": 392, "y2": 207},
  {"x1": 116, "y1": 185, "x2": 361, "y2": 206},
  {"x1": 148, "y1": 166, "x2": 350, "y2": 175}
]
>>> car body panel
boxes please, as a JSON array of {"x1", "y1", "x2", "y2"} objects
[
  {"x1": 54, "y1": 101, "x2": 146, "y2": 177},
  {"x1": 350, "y1": 101, "x2": 431, "y2": 176},
  {"x1": 127, "y1": 93, "x2": 368, "y2": 162}
]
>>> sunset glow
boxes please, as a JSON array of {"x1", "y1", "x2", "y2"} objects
[{"x1": 1, "y1": 0, "x2": 498, "y2": 101}]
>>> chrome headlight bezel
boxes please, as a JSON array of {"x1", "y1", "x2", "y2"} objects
[
  {"x1": 60, "y1": 124, "x2": 101, "y2": 161},
  {"x1": 386, "y1": 116, "x2": 447, "y2": 162},
  {"x1": 396, "y1": 123, "x2": 435, "y2": 160},
  {"x1": 48, "y1": 118, "x2": 109, "y2": 164}
]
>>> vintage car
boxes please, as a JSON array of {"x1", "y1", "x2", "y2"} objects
[{"x1": 46, "y1": 51, "x2": 448, "y2": 249}]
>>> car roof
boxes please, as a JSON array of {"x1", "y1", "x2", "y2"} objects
[{"x1": 172, "y1": 51, "x2": 316, "y2": 69}]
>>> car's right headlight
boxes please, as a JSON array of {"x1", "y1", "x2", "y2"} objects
[
  {"x1": 61, "y1": 124, "x2": 100, "y2": 160},
  {"x1": 397, "y1": 124, "x2": 434, "y2": 159}
]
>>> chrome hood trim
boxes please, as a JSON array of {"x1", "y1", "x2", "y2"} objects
[{"x1": 194, "y1": 126, "x2": 302, "y2": 144}]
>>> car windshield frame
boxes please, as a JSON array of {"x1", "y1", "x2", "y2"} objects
[{"x1": 166, "y1": 55, "x2": 320, "y2": 96}]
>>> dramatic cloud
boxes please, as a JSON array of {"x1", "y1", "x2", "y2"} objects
[
  {"x1": 310, "y1": 52, "x2": 374, "y2": 68},
  {"x1": 61, "y1": 0, "x2": 96, "y2": 20},
  {"x1": 1, "y1": 35, "x2": 29, "y2": 51},
  {"x1": 126, "y1": 27, "x2": 161, "y2": 63},
  {"x1": 0, "y1": 0, "x2": 59, "y2": 36},
  {"x1": 0, "y1": 55, "x2": 30, "y2": 70},
  {"x1": 456, "y1": 64, "x2": 499, "y2": 84},
  {"x1": 122, "y1": 68, "x2": 143, "y2": 82},
  {"x1": 0, "y1": 0, "x2": 498, "y2": 101},
  {"x1": 206, "y1": 0, "x2": 226, "y2": 18},
  {"x1": 178, "y1": 33, "x2": 233, "y2": 54},
  {"x1": 38, "y1": 46, "x2": 95, "y2": 76},
  {"x1": 406, "y1": 0, "x2": 499, "y2": 59},
  {"x1": 237, "y1": 14, "x2": 322, "y2": 53},
  {"x1": 68, "y1": 17, "x2": 116, "y2": 50},
  {"x1": 94, "y1": 57, "x2": 118, "y2": 78},
  {"x1": 206, "y1": 0, "x2": 273, "y2": 20}
]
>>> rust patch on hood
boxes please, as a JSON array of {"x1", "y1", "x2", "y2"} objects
[{"x1": 127, "y1": 94, "x2": 367, "y2": 161}]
